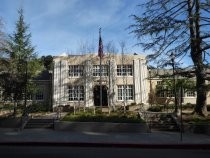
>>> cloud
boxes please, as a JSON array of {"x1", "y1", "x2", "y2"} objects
[{"x1": 72, "y1": 0, "x2": 124, "y2": 27}]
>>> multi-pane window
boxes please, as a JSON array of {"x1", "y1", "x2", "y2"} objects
[
  {"x1": 69, "y1": 65, "x2": 84, "y2": 77},
  {"x1": 68, "y1": 86, "x2": 84, "y2": 101},
  {"x1": 156, "y1": 86, "x2": 174, "y2": 97},
  {"x1": 186, "y1": 91, "x2": 196, "y2": 97},
  {"x1": 117, "y1": 85, "x2": 133, "y2": 100},
  {"x1": 93, "y1": 65, "x2": 108, "y2": 76},
  {"x1": 166, "y1": 90, "x2": 174, "y2": 97},
  {"x1": 27, "y1": 94, "x2": 32, "y2": 100},
  {"x1": 35, "y1": 92, "x2": 44, "y2": 100},
  {"x1": 117, "y1": 65, "x2": 133, "y2": 76},
  {"x1": 157, "y1": 81, "x2": 162, "y2": 85},
  {"x1": 156, "y1": 86, "x2": 165, "y2": 97}
]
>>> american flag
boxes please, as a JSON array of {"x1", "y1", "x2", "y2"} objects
[{"x1": 98, "y1": 28, "x2": 103, "y2": 58}]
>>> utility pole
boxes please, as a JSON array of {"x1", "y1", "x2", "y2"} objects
[
  {"x1": 180, "y1": 82, "x2": 183, "y2": 141},
  {"x1": 171, "y1": 52, "x2": 178, "y2": 114},
  {"x1": 120, "y1": 41, "x2": 126, "y2": 114}
]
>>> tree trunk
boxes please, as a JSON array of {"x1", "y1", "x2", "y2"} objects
[
  {"x1": 194, "y1": 68, "x2": 208, "y2": 116},
  {"x1": 188, "y1": 0, "x2": 208, "y2": 116}
]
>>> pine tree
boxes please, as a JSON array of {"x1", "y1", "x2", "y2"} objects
[{"x1": 3, "y1": 8, "x2": 42, "y2": 112}]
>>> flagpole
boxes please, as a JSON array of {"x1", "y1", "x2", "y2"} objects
[
  {"x1": 99, "y1": 28, "x2": 103, "y2": 110},
  {"x1": 100, "y1": 53, "x2": 102, "y2": 110}
]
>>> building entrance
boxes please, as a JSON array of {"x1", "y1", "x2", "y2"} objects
[{"x1": 93, "y1": 85, "x2": 108, "y2": 106}]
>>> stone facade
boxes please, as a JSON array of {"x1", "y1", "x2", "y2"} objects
[
  {"x1": 0, "y1": 70, "x2": 52, "y2": 109},
  {"x1": 52, "y1": 54, "x2": 148, "y2": 110},
  {"x1": 148, "y1": 69, "x2": 210, "y2": 105}
]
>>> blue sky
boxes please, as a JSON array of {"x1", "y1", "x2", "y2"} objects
[{"x1": 0, "y1": 0, "x2": 144, "y2": 57}]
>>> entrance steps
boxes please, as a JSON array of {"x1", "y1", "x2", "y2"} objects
[
  {"x1": 140, "y1": 112, "x2": 179, "y2": 132},
  {"x1": 24, "y1": 118, "x2": 54, "y2": 129}
]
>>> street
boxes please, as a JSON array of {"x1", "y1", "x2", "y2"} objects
[{"x1": 1, "y1": 145, "x2": 210, "y2": 158}]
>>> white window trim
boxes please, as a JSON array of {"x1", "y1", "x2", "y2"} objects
[
  {"x1": 68, "y1": 85, "x2": 84, "y2": 101},
  {"x1": 117, "y1": 85, "x2": 134, "y2": 101},
  {"x1": 69, "y1": 65, "x2": 84, "y2": 77},
  {"x1": 185, "y1": 91, "x2": 196, "y2": 98},
  {"x1": 93, "y1": 65, "x2": 108, "y2": 76},
  {"x1": 117, "y1": 65, "x2": 133, "y2": 76}
]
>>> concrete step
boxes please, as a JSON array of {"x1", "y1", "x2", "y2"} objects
[{"x1": 149, "y1": 123, "x2": 179, "y2": 131}]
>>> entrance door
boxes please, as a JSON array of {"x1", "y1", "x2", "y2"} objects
[{"x1": 93, "y1": 85, "x2": 108, "y2": 106}]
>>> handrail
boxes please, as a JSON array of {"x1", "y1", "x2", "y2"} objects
[{"x1": 20, "y1": 114, "x2": 30, "y2": 131}]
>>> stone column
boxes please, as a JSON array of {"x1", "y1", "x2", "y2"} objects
[
  {"x1": 110, "y1": 59, "x2": 117, "y2": 106},
  {"x1": 53, "y1": 60, "x2": 60, "y2": 109},
  {"x1": 84, "y1": 60, "x2": 93, "y2": 107},
  {"x1": 139, "y1": 59, "x2": 148, "y2": 104},
  {"x1": 133, "y1": 59, "x2": 141, "y2": 104}
]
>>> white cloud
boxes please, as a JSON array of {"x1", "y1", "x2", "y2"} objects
[
  {"x1": 28, "y1": 0, "x2": 77, "y2": 23},
  {"x1": 45, "y1": 0, "x2": 76, "y2": 15},
  {"x1": 74, "y1": 0, "x2": 124, "y2": 27}
]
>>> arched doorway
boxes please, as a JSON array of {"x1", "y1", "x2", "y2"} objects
[{"x1": 93, "y1": 85, "x2": 108, "y2": 106}]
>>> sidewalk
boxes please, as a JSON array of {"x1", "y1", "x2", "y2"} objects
[{"x1": 0, "y1": 128, "x2": 210, "y2": 148}]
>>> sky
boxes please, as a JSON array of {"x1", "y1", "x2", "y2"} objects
[{"x1": 0, "y1": 0, "x2": 144, "y2": 57}]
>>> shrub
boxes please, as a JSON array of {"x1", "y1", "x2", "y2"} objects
[
  {"x1": 62, "y1": 111, "x2": 144, "y2": 123},
  {"x1": 183, "y1": 103, "x2": 195, "y2": 109},
  {"x1": 130, "y1": 102, "x2": 137, "y2": 106},
  {"x1": 62, "y1": 105, "x2": 74, "y2": 112},
  {"x1": 0, "y1": 103, "x2": 14, "y2": 110},
  {"x1": 147, "y1": 105, "x2": 163, "y2": 112},
  {"x1": 188, "y1": 115, "x2": 210, "y2": 125},
  {"x1": 27, "y1": 103, "x2": 48, "y2": 113}
]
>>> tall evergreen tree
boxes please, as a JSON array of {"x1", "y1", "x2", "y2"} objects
[
  {"x1": 41, "y1": 55, "x2": 53, "y2": 71},
  {"x1": 130, "y1": 0, "x2": 210, "y2": 116},
  {"x1": 3, "y1": 8, "x2": 42, "y2": 110},
  {"x1": 0, "y1": 18, "x2": 8, "y2": 68},
  {"x1": 0, "y1": 18, "x2": 5, "y2": 52}
]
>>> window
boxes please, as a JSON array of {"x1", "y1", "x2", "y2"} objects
[
  {"x1": 69, "y1": 65, "x2": 84, "y2": 77},
  {"x1": 93, "y1": 65, "x2": 108, "y2": 76},
  {"x1": 35, "y1": 92, "x2": 44, "y2": 100},
  {"x1": 186, "y1": 91, "x2": 196, "y2": 97},
  {"x1": 117, "y1": 85, "x2": 133, "y2": 100},
  {"x1": 68, "y1": 85, "x2": 84, "y2": 101},
  {"x1": 117, "y1": 65, "x2": 133, "y2": 76},
  {"x1": 27, "y1": 94, "x2": 32, "y2": 100},
  {"x1": 157, "y1": 81, "x2": 162, "y2": 85},
  {"x1": 166, "y1": 90, "x2": 174, "y2": 97},
  {"x1": 156, "y1": 86, "x2": 165, "y2": 97},
  {"x1": 156, "y1": 85, "x2": 174, "y2": 97}
]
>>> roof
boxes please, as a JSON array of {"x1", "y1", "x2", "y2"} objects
[
  {"x1": 33, "y1": 70, "x2": 52, "y2": 80},
  {"x1": 53, "y1": 53, "x2": 146, "y2": 60}
]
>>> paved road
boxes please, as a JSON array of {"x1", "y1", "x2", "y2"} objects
[
  {"x1": 0, "y1": 146, "x2": 210, "y2": 158},
  {"x1": 1, "y1": 128, "x2": 210, "y2": 158},
  {"x1": 1, "y1": 128, "x2": 210, "y2": 144}
]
